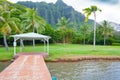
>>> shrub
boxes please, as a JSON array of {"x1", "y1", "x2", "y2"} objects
[
  {"x1": 112, "y1": 43, "x2": 120, "y2": 46},
  {"x1": 106, "y1": 38, "x2": 113, "y2": 45},
  {"x1": 71, "y1": 37, "x2": 82, "y2": 44}
]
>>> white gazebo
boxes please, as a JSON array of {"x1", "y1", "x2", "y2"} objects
[{"x1": 11, "y1": 32, "x2": 51, "y2": 55}]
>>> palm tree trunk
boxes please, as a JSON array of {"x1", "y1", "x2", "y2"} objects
[
  {"x1": 20, "y1": 39, "x2": 24, "y2": 49},
  {"x1": 83, "y1": 34, "x2": 86, "y2": 45},
  {"x1": 93, "y1": 12, "x2": 96, "y2": 48},
  {"x1": 3, "y1": 34, "x2": 9, "y2": 51},
  {"x1": 104, "y1": 35, "x2": 106, "y2": 45},
  {"x1": 32, "y1": 23, "x2": 35, "y2": 47},
  {"x1": 63, "y1": 35, "x2": 65, "y2": 46}
]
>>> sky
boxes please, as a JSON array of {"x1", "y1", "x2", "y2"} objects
[{"x1": 8, "y1": 0, "x2": 120, "y2": 24}]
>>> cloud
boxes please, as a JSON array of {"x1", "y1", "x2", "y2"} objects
[
  {"x1": 63, "y1": 0, "x2": 120, "y2": 24},
  {"x1": 91, "y1": 0, "x2": 119, "y2": 5}
]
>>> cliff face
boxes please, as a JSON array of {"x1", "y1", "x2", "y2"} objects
[{"x1": 17, "y1": 0, "x2": 93, "y2": 28}]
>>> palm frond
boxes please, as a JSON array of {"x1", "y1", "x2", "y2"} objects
[
  {"x1": 1, "y1": 23, "x2": 11, "y2": 34},
  {"x1": 10, "y1": 21, "x2": 21, "y2": 33},
  {"x1": 25, "y1": 23, "x2": 32, "y2": 30},
  {"x1": 0, "y1": 16, "x2": 5, "y2": 22},
  {"x1": 8, "y1": 17, "x2": 20, "y2": 22}
]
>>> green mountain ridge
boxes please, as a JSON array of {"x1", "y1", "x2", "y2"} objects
[{"x1": 17, "y1": 0, "x2": 93, "y2": 28}]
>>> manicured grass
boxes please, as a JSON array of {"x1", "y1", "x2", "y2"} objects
[{"x1": 0, "y1": 44, "x2": 120, "y2": 60}]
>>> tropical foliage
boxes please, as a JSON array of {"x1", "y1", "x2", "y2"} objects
[
  {"x1": 0, "y1": 0, "x2": 21, "y2": 51},
  {"x1": 99, "y1": 20, "x2": 114, "y2": 45},
  {"x1": 57, "y1": 17, "x2": 74, "y2": 44},
  {"x1": 80, "y1": 23, "x2": 91, "y2": 44},
  {"x1": 20, "y1": 8, "x2": 46, "y2": 33},
  {"x1": 0, "y1": 0, "x2": 119, "y2": 51},
  {"x1": 83, "y1": 5, "x2": 101, "y2": 47}
]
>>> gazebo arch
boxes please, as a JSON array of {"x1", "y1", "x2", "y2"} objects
[{"x1": 11, "y1": 32, "x2": 51, "y2": 55}]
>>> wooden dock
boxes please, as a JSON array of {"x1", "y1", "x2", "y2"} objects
[{"x1": 0, "y1": 55, "x2": 52, "y2": 80}]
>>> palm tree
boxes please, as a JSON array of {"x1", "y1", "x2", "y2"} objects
[
  {"x1": 80, "y1": 23, "x2": 89, "y2": 45},
  {"x1": 57, "y1": 17, "x2": 70, "y2": 45},
  {"x1": 96, "y1": 24, "x2": 104, "y2": 41},
  {"x1": 20, "y1": 8, "x2": 46, "y2": 47},
  {"x1": 83, "y1": 5, "x2": 101, "y2": 47},
  {"x1": 20, "y1": 8, "x2": 46, "y2": 33},
  {"x1": 0, "y1": 1, "x2": 21, "y2": 51},
  {"x1": 101, "y1": 20, "x2": 114, "y2": 45},
  {"x1": 0, "y1": 12, "x2": 20, "y2": 51},
  {"x1": 65, "y1": 28, "x2": 74, "y2": 43},
  {"x1": 0, "y1": 0, "x2": 9, "y2": 11}
]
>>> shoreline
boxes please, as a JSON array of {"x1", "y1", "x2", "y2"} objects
[
  {"x1": 0, "y1": 59, "x2": 11, "y2": 62},
  {"x1": 46, "y1": 56, "x2": 120, "y2": 62},
  {"x1": 1, "y1": 56, "x2": 120, "y2": 62}
]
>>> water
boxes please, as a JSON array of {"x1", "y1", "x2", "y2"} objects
[
  {"x1": 47, "y1": 61, "x2": 120, "y2": 80},
  {"x1": 0, "y1": 61, "x2": 11, "y2": 72},
  {"x1": 1, "y1": 61, "x2": 120, "y2": 80}
]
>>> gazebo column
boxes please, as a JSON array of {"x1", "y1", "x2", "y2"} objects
[
  {"x1": 47, "y1": 39, "x2": 49, "y2": 55},
  {"x1": 13, "y1": 38, "x2": 17, "y2": 55},
  {"x1": 33, "y1": 39, "x2": 35, "y2": 48},
  {"x1": 43, "y1": 40, "x2": 46, "y2": 52}
]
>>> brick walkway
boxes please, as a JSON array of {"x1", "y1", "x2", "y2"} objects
[{"x1": 0, "y1": 55, "x2": 52, "y2": 80}]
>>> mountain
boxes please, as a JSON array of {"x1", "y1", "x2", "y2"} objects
[
  {"x1": 17, "y1": 0, "x2": 93, "y2": 28},
  {"x1": 110, "y1": 22, "x2": 120, "y2": 31}
]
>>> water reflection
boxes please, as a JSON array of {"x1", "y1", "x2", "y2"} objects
[{"x1": 47, "y1": 61, "x2": 120, "y2": 80}]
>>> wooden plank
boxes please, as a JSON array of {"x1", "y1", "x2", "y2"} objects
[{"x1": 0, "y1": 55, "x2": 52, "y2": 80}]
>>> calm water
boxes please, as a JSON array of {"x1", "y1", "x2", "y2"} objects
[
  {"x1": 0, "y1": 61, "x2": 11, "y2": 72},
  {"x1": 47, "y1": 61, "x2": 120, "y2": 80},
  {"x1": 1, "y1": 61, "x2": 120, "y2": 80}
]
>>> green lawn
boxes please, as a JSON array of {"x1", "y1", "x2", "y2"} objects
[{"x1": 0, "y1": 44, "x2": 120, "y2": 61}]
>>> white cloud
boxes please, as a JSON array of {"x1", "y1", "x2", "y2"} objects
[{"x1": 63, "y1": 0, "x2": 120, "y2": 24}]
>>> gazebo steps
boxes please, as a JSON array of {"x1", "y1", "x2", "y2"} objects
[{"x1": 14, "y1": 52, "x2": 49, "y2": 60}]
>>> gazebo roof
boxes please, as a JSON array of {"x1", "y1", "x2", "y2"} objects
[{"x1": 11, "y1": 32, "x2": 51, "y2": 40}]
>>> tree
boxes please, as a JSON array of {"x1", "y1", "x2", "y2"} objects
[
  {"x1": 101, "y1": 20, "x2": 114, "y2": 45},
  {"x1": 43, "y1": 24, "x2": 56, "y2": 43},
  {"x1": 80, "y1": 23, "x2": 89, "y2": 44},
  {"x1": 57, "y1": 17, "x2": 70, "y2": 45},
  {"x1": 0, "y1": 1, "x2": 21, "y2": 51},
  {"x1": 83, "y1": 5, "x2": 101, "y2": 47},
  {"x1": 65, "y1": 29, "x2": 74, "y2": 43},
  {"x1": 96, "y1": 24, "x2": 104, "y2": 43},
  {"x1": 20, "y1": 8, "x2": 46, "y2": 47},
  {"x1": 20, "y1": 8, "x2": 46, "y2": 33}
]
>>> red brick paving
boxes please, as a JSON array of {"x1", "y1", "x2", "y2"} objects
[
  {"x1": 14, "y1": 52, "x2": 49, "y2": 59},
  {"x1": 0, "y1": 55, "x2": 52, "y2": 80}
]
